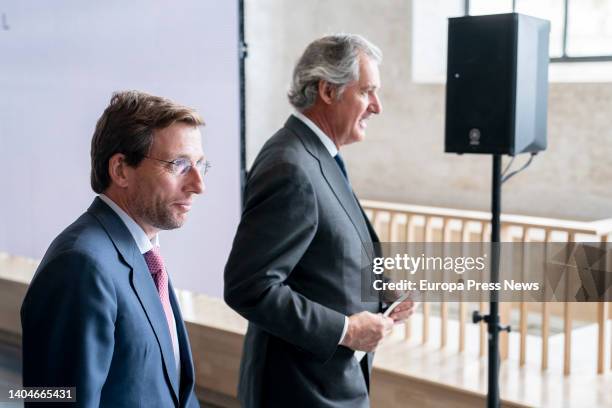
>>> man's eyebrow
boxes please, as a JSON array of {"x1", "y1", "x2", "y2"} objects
[{"x1": 170, "y1": 153, "x2": 205, "y2": 161}]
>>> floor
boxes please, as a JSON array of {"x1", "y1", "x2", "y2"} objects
[
  {"x1": 0, "y1": 342, "x2": 22, "y2": 407},
  {"x1": 0, "y1": 343, "x2": 223, "y2": 407}
]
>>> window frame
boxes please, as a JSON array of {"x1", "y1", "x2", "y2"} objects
[{"x1": 464, "y1": 0, "x2": 612, "y2": 63}]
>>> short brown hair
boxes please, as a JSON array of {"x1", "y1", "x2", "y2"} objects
[{"x1": 90, "y1": 90, "x2": 204, "y2": 193}]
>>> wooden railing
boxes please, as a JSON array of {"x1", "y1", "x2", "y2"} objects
[
  {"x1": 361, "y1": 199, "x2": 612, "y2": 376},
  {"x1": 3, "y1": 201, "x2": 612, "y2": 406}
]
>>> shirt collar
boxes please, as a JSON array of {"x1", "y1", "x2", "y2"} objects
[
  {"x1": 293, "y1": 112, "x2": 338, "y2": 157},
  {"x1": 99, "y1": 194, "x2": 159, "y2": 254}
]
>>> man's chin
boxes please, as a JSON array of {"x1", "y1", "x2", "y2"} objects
[
  {"x1": 343, "y1": 132, "x2": 365, "y2": 146},
  {"x1": 169, "y1": 215, "x2": 187, "y2": 229},
  {"x1": 354, "y1": 131, "x2": 366, "y2": 143},
  {"x1": 152, "y1": 216, "x2": 185, "y2": 231}
]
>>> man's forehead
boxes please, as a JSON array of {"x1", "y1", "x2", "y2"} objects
[
  {"x1": 358, "y1": 56, "x2": 380, "y2": 84},
  {"x1": 359, "y1": 72, "x2": 381, "y2": 89},
  {"x1": 151, "y1": 125, "x2": 204, "y2": 155}
]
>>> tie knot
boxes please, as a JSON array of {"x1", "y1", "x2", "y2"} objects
[
  {"x1": 334, "y1": 154, "x2": 349, "y2": 181},
  {"x1": 144, "y1": 246, "x2": 165, "y2": 275}
]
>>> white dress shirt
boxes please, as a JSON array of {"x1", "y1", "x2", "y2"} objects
[
  {"x1": 292, "y1": 112, "x2": 350, "y2": 346},
  {"x1": 99, "y1": 194, "x2": 181, "y2": 379}
]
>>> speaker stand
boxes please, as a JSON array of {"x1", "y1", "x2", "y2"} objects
[{"x1": 472, "y1": 154, "x2": 511, "y2": 408}]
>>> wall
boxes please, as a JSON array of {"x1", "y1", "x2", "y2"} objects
[
  {"x1": 0, "y1": 1, "x2": 242, "y2": 296},
  {"x1": 245, "y1": 0, "x2": 612, "y2": 221}
]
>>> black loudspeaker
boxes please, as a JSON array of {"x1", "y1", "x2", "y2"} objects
[{"x1": 445, "y1": 13, "x2": 550, "y2": 155}]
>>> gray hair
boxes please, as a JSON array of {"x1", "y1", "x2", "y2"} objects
[{"x1": 287, "y1": 34, "x2": 382, "y2": 112}]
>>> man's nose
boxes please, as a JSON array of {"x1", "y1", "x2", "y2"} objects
[
  {"x1": 187, "y1": 166, "x2": 205, "y2": 195},
  {"x1": 370, "y1": 93, "x2": 382, "y2": 115}
]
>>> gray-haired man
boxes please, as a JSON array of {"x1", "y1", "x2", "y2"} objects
[{"x1": 224, "y1": 34, "x2": 415, "y2": 407}]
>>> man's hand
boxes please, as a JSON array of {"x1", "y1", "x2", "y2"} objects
[
  {"x1": 340, "y1": 311, "x2": 394, "y2": 352},
  {"x1": 387, "y1": 299, "x2": 417, "y2": 324}
]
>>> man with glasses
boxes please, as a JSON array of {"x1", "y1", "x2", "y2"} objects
[{"x1": 21, "y1": 90, "x2": 206, "y2": 407}]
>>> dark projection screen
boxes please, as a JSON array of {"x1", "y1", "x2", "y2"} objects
[{"x1": 0, "y1": 1, "x2": 242, "y2": 297}]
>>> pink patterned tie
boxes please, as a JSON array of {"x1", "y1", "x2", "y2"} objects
[{"x1": 143, "y1": 246, "x2": 176, "y2": 344}]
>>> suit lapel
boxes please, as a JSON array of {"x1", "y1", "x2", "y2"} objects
[
  {"x1": 87, "y1": 198, "x2": 180, "y2": 404},
  {"x1": 285, "y1": 116, "x2": 374, "y2": 251},
  {"x1": 130, "y1": 252, "x2": 181, "y2": 402},
  {"x1": 168, "y1": 281, "x2": 195, "y2": 405},
  {"x1": 355, "y1": 193, "x2": 380, "y2": 244}
]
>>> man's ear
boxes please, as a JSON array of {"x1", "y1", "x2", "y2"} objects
[
  {"x1": 318, "y1": 80, "x2": 337, "y2": 105},
  {"x1": 108, "y1": 153, "x2": 131, "y2": 188}
]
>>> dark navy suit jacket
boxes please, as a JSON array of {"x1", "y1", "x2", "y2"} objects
[{"x1": 21, "y1": 198, "x2": 200, "y2": 407}]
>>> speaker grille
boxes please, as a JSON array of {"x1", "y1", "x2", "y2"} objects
[{"x1": 445, "y1": 14, "x2": 518, "y2": 154}]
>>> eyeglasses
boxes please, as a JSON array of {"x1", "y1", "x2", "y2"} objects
[{"x1": 143, "y1": 156, "x2": 211, "y2": 177}]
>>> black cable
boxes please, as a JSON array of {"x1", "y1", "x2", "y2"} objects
[
  {"x1": 501, "y1": 152, "x2": 537, "y2": 184},
  {"x1": 501, "y1": 156, "x2": 515, "y2": 178}
]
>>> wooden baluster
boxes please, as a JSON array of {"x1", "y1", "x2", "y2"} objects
[
  {"x1": 519, "y1": 227, "x2": 529, "y2": 366},
  {"x1": 499, "y1": 225, "x2": 511, "y2": 361},
  {"x1": 440, "y1": 218, "x2": 449, "y2": 349},
  {"x1": 605, "y1": 234, "x2": 612, "y2": 368},
  {"x1": 597, "y1": 235, "x2": 608, "y2": 374},
  {"x1": 564, "y1": 232, "x2": 575, "y2": 376},
  {"x1": 405, "y1": 215, "x2": 415, "y2": 341},
  {"x1": 385, "y1": 212, "x2": 395, "y2": 285},
  {"x1": 371, "y1": 210, "x2": 379, "y2": 234},
  {"x1": 459, "y1": 221, "x2": 468, "y2": 353},
  {"x1": 542, "y1": 228, "x2": 551, "y2": 371},
  {"x1": 422, "y1": 217, "x2": 431, "y2": 345},
  {"x1": 387, "y1": 211, "x2": 395, "y2": 242},
  {"x1": 406, "y1": 214, "x2": 415, "y2": 243}
]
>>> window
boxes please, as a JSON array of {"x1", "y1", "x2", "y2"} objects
[
  {"x1": 468, "y1": 0, "x2": 612, "y2": 62},
  {"x1": 412, "y1": 0, "x2": 612, "y2": 82}
]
